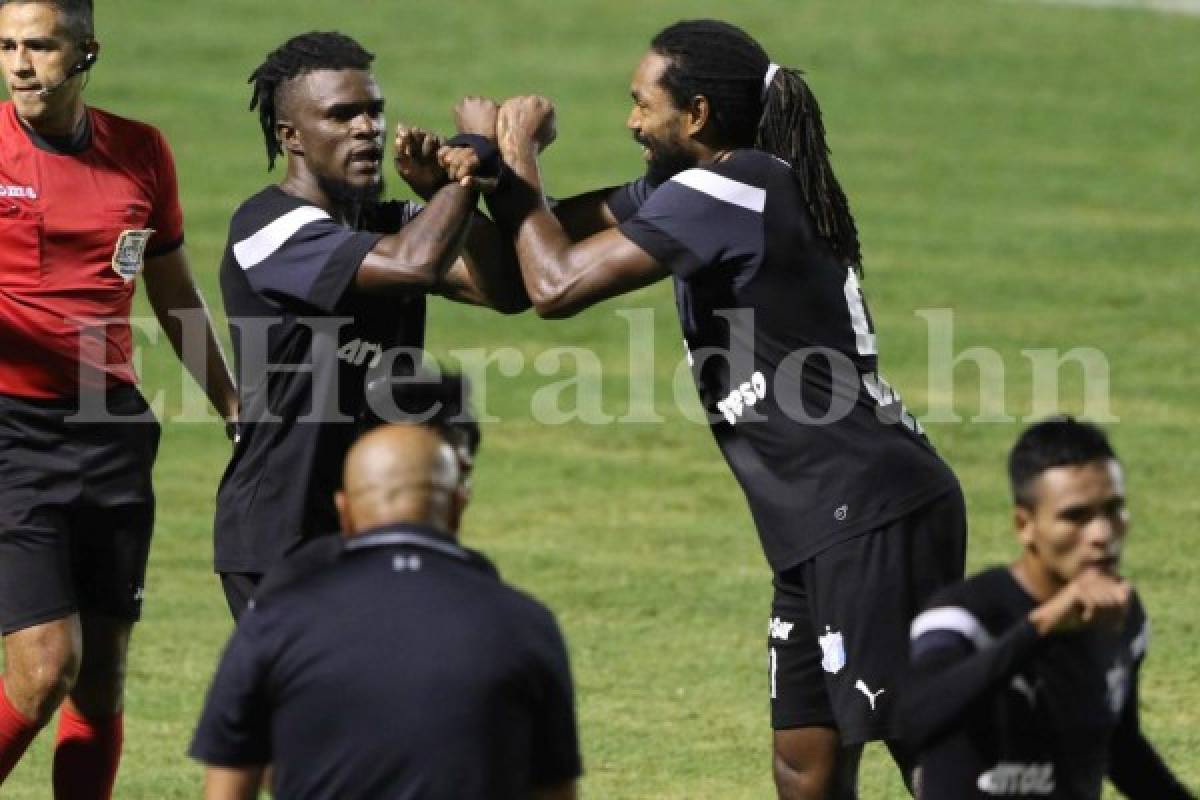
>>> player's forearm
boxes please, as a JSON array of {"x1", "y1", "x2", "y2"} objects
[
  {"x1": 489, "y1": 148, "x2": 589, "y2": 316},
  {"x1": 358, "y1": 183, "x2": 477, "y2": 292},
  {"x1": 901, "y1": 620, "x2": 1040, "y2": 748},
  {"x1": 457, "y1": 209, "x2": 531, "y2": 313},
  {"x1": 203, "y1": 766, "x2": 263, "y2": 800}
]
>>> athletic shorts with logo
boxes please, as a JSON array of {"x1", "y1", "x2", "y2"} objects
[
  {"x1": 767, "y1": 486, "x2": 967, "y2": 744},
  {"x1": 0, "y1": 386, "x2": 160, "y2": 633}
]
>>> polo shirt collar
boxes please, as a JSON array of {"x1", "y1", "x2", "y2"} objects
[{"x1": 345, "y1": 523, "x2": 470, "y2": 561}]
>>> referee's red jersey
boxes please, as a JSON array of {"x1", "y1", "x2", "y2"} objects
[{"x1": 0, "y1": 101, "x2": 184, "y2": 399}]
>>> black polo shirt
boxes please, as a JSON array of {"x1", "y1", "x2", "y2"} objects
[{"x1": 190, "y1": 523, "x2": 582, "y2": 798}]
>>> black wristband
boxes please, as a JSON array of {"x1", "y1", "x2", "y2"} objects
[{"x1": 445, "y1": 133, "x2": 504, "y2": 180}]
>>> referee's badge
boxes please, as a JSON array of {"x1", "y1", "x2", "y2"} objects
[
  {"x1": 111, "y1": 228, "x2": 156, "y2": 281},
  {"x1": 819, "y1": 626, "x2": 846, "y2": 674}
]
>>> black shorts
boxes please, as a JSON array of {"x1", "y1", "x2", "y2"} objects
[
  {"x1": 0, "y1": 387, "x2": 160, "y2": 634},
  {"x1": 768, "y1": 487, "x2": 967, "y2": 744}
]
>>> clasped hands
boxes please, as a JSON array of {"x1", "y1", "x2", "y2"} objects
[{"x1": 393, "y1": 95, "x2": 556, "y2": 199}]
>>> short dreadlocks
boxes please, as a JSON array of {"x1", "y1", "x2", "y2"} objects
[{"x1": 247, "y1": 31, "x2": 375, "y2": 170}]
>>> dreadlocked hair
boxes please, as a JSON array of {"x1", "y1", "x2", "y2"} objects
[
  {"x1": 760, "y1": 68, "x2": 862, "y2": 273},
  {"x1": 247, "y1": 31, "x2": 375, "y2": 170},
  {"x1": 652, "y1": 20, "x2": 863, "y2": 273}
]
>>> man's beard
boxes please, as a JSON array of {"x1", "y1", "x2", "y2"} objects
[
  {"x1": 317, "y1": 173, "x2": 385, "y2": 223},
  {"x1": 638, "y1": 131, "x2": 695, "y2": 187}
]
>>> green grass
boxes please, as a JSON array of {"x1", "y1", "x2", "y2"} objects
[{"x1": 4, "y1": 0, "x2": 1199, "y2": 796}]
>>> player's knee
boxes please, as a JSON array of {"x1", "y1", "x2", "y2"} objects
[
  {"x1": 10, "y1": 648, "x2": 80, "y2": 724},
  {"x1": 772, "y1": 749, "x2": 828, "y2": 800},
  {"x1": 772, "y1": 740, "x2": 832, "y2": 800}
]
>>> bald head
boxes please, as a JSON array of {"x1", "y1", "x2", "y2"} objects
[{"x1": 336, "y1": 424, "x2": 465, "y2": 536}]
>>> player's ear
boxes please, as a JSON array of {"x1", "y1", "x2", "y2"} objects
[
  {"x1": 1014, "y1": 504, "x2": 1035, "y2": 550},
  {"x1": 278, "y1": 121, "x2": 302, "y2": 156},
  {"x1": 685, "y1": 94, "x2": 710, "y2": 137},
  {"x1": 335, "y1": 490, "x2": 352, "y2": 536}
]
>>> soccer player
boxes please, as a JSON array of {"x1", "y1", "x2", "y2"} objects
[
  {"x1": 478, "y1": 19, "x2": 966, "y2": 799},
  {"x1": 0, "y1": 0, "x2": 237, "y2": 794},
  {"x1": 191, "y1": 375, "x2": 582, "y2": 800},
  {"x1": 213, "y1": 32, "x2": 525, "y2": 619},
  {"x1": 905, "y1": 418, "x2": 1194, "y2": 799}
]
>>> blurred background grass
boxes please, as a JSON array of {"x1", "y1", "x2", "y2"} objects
[{"x1": 3, "y1": 0, "x2": 1198, "y2": 795}]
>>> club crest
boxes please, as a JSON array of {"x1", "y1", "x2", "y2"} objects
[
  {"x1": 819, "y1": 626, "x2": 846, "y2": 674},
  {"x1": 111, "y1": 228, "x2": 155, "y2": 281}
]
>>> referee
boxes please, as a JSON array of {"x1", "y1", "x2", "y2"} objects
[
  {"x1": 0, "y1": 0, "x2": 236, "y2": 795},
  {"x1": 192, "y1": 375, "x2": 582, "y2": 800}
]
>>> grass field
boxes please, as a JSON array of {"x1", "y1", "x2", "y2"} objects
[{"x1": 4, "y1": 0, "x2": 1199, "y2": 796}]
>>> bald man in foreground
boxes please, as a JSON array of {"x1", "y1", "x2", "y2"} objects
[{"x1": 190, "y1": 412, "x2": 582, "y2": 799}]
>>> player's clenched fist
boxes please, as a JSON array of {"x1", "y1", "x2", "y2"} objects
[
  {"x1": 497, "y1": 95, "x2": 557, "y2": 157},
  {"x1": 454, "y1": 96, "x2": 500, "y2": 140},
  {"x1": 1029, "y1": 568, "x2": 1132, "y2": 635},
  {"x1": 394, "y1": 124, "x2": 447, "y2": 200}
]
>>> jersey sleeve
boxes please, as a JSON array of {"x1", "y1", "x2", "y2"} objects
[
  {"x1": 617, "y1": 167, "x2": 764, "y2": 280},
  {"x1": 900, "y1": 599, "x2": 1041, "y2": 750},
  {"x1": 605, "y1": 177, "x2": 656, "y2": 222},
  {"x1": 145, "y1": 129, "x2": 185, "y2": 258},
  {"x1": 188, "y1": 612, "x2": 274, "y2": 767},
  {"x1": 230, "y1": 203, "x2": 382, "y2": 313},
  {"x1": 526, "y1": 607, "x2": 583, "y2": 787}
]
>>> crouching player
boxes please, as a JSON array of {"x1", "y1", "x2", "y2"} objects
[{"x1": 903, "y1": 417, "x2": 1194, "y2": 799}]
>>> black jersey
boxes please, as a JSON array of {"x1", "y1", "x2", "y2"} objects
[
  {"x1": 611, "y1": 151, "x2": 958, "y2": 571},
  {"x1": 213, "y1": 187, "x2": 426, "y2": 573},
  {"x1": 190, "y1": 524, "x2": 583, "y2": 799},
  {"x1": 906, "y1": 567, "x2": 1193, "y2": 799}
]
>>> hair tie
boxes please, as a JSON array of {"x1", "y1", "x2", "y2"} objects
[{"x1": 762, "y1": 63, "x2": 781, "y2": 101}]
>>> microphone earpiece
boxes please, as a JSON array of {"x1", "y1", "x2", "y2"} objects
[{"x1": 37, "y1": 44, "x2": 98, "y2": 98}]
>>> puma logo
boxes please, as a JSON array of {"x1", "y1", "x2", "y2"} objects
[{"x1": 855, "y1": 679, "x2": 886, "y2": 711}]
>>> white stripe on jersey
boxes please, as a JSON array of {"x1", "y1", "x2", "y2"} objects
[
  {"x1": 910, "y1": 606, "x2": 994, "y2": 650},
  {"x1": 1131, "y1": 618, "x2": 1150, "y2": 659},
  {"x1": 233, "y1": 206, "x2": 331, "y2": 269},
  {"x1": 672, "y1": 169, "x2": 767, "y2": 213}
]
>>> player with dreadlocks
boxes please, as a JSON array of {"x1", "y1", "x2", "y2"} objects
[
  {"x1": 212, "y1": 31, "x2": 526, "y2": 621},
  {"x1": 472, "y1": 18, "x2": 966, "y2": 799}
]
